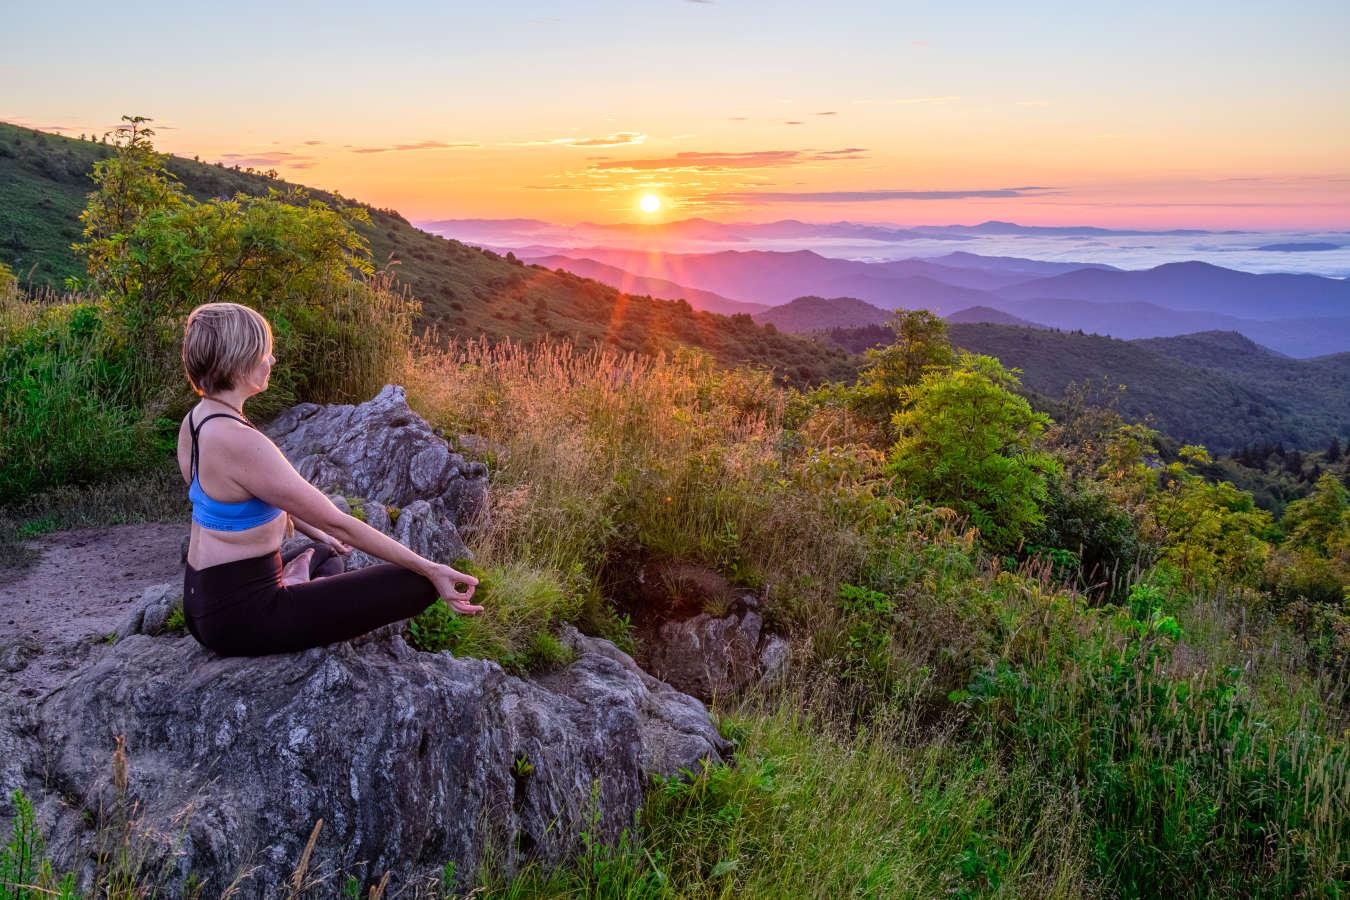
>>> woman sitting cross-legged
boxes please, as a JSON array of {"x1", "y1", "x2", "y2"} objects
[{"x1": 177, "y1": 301, "x2": 482, "y2": 657}]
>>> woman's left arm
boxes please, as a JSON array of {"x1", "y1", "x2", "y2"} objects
[{"x1": 289, "y1": 513, "x2": 352, "y2": 554}]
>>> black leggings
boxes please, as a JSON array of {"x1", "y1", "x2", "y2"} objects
[{"x1": 182, "y1": 542, "x2": 439, "y2": 656}]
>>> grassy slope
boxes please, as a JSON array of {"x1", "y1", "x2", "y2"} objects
[
  {"x1": 819, "y1": 322, "x2": 1350, "y2": 452},
  {"x1": 0, "y1": 122, "x2": 853, "y2": 386}
]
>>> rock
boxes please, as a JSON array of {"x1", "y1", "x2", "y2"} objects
[
  {"x1": 4, "y1": 595, "x2": 727, "y2": 898},
  {"x1": 645, "y1": 601, "x2": 790, "y2": 702},
  {"x1": 116, "y1": 582, "x2": 182, "y2": 639},
  {"x1": 265, "y1": 385, "x2": 489, "y2": 555},
  {"x1": 0, "y1": 636, "x2": 41, "y2": 673}
]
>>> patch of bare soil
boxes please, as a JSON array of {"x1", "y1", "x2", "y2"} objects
[{"x1": 0, "y1": 523, "x2": 187, "y2": 698}]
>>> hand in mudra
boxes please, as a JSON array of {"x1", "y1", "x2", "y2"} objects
[{"x1": 427, "y1": 563, "x2": 483, "y2": 615}]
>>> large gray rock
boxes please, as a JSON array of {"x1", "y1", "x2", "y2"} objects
[
  {"x1": 4, "y1": 617, "x2": 726, "y2": 897},
  {"x1": 264, "y1": 384, "x2": 489, "y2": 566}
]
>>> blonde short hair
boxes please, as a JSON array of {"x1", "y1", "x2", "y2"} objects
[{"x1": 181, "y1": 302, "x2": 273, "y2": 396}]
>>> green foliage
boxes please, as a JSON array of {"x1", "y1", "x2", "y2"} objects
[
  {"x1": 1031, "y1": 476, "x2": 1141, "y2": 601},
  {"x1": 888, "y1": 353, "x2": 1061, "y2": 549},
  {"x1": 836, "y1": 582, "x2": 897, "y2": 687},
  {"x1": 164, "y1": 603, "x2": 186, "y2": 633},
  {"x1": 407, "y1": 562, "x2": 580, "y2": 674},
  {"x1": 0, "y1": 262, "x2": 16, "y2": 302},
  {"x1": 956, "y1": 591, "x2": 1347, "y2": 895},
  {"x1": 1281, "y1": 472, "x2": 1350, "y2": 558},
  {"x1": 0, "y1": 123, "x2": 416, "y2": 503},
  {"x1": 824, "y1": 321, "x2": 1350, "y2": 452},
  {"x1": 1, "y1": 789, "x2": 78, "y2": 899},
  {"x1": 1146, "y1": 447, "x2": 1275, "y2": 591},
  {"x1": 847, "y1": 308, "x2": 955, "y2": 432},
  {"x1": 493, "y1": 705, "x2": 1093, "y2": 897},
  {"x1": 0, "y1": 300, "x2": 149, "y2": 501}
]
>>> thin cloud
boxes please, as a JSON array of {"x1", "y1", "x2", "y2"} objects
[
  {"x1": 510, "y1": 131, "x2": 647, "y2": 147},
  {"x1": 784, "y1": 120, "x2": 804, "y2": 125},
  {"x1": 705, "y1": 186, "x2": 1058, "y2": 203},
  {"x1": 588, "y1": 148, "x2": 867, "y2": 172},
  {"x1": 353, "y1": 140, "x2": 481, "y2": 154},
  {"x1": 814, "y1": 111, "x2": 837, "y2": 116},
  {"x1": 216, "y1": 151, "x2": 316, "y2": 169}
]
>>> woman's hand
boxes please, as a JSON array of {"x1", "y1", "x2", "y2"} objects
[
  {"x1": 320, "y1": 533, "x2": 353, "y2": 555},
  {"x1": 425, "y1": 563, "x2": 483, "y2": 615}
]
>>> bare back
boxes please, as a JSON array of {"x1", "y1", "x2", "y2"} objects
[{"x1": 177, "y1": 402, "x2": 288, "y2": 570}]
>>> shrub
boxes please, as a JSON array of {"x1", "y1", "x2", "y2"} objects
[{"x1": 888, "y1": 353, "x2": 1060, "y2": 550}]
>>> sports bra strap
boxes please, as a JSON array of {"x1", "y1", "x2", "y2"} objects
[{"x1": 188, "y1": 411, "x2": 253, "y2": 482}]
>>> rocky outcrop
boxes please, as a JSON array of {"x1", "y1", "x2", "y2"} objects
[
  {"x1": 646, "y1": 597, "x2": 790, "y2": 702},
  {"x1": 264, "y1": 384, "x2": 489, "y2": 568},
  {"x1": 613, "y1": 556, "x2": 790, "y2": 702},
  {"x1": 5, "y1": 609, "x2": 727, "y2": 897}
]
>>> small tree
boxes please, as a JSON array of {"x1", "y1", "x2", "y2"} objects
[
  {"x1": 1281, "y1": 472, "x2": 1349, "y2": 557},
  {"x1": 849, "y1": 308, "x2": 955, "y2": 434},
  {"x1": 886, "y1": 352, "x2": 1060, "y2": 549}
]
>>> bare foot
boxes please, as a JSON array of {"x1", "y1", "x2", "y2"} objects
[{"x1": 281, "y1": 548, "x2": 314, "y2": 586}]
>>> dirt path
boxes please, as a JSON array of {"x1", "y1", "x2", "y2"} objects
[{"x1": 0, "y1": 523, "x2": 187, "y2": 698}]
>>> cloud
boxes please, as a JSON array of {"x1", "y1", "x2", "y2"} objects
[
  {"x1": 510, "y1": 132, "x2": 647, "y2": 147},
  {"x1": 215, "y1": 151, "x2": 316, "y2": 169},
  {"x1": 302, "y1": 140, "x2": 323, "y2": 146},
  {"x1": 814, "y1": 111, "x2": 837, "y2": 116},
  {"x1": 588, "y1": 148, "x2": 867, "y2": 172},
  {"x1": 784, "y1": 120, "x2": 803, "y2": 125},
  {"x1": 703, "y1": 186, "x2": 1058, "y2": 203},
  {"x1": 570, "y1": 132, "x2": 647, "y2": 147},
  {"x1": 353, "y1": 140, "x2": 481, "y2": 154}
]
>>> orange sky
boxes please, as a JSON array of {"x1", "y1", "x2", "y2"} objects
[{"x1": 9, "y1": 2, "x2": 1350, "y2": 229}]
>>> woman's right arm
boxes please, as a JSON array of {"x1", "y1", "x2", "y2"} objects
[{"x1": 230, "y1": 428, "x2": 482, "y2": 611}]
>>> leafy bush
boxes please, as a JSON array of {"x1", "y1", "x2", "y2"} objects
[{"x1": 887, "y1": 353, "x2": 1061, "y2": 550}]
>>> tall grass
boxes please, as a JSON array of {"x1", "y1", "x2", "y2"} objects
[
  {"x1": 486, "y1": 692, "x2": 1096, "y2": 899},
  {"x1": 406, "y1": 337, "x2": 893, "y2": 635}
]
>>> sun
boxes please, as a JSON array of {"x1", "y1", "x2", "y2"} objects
[{"x1": 639, "y1": 193, "x2": 662, "y2": 214}]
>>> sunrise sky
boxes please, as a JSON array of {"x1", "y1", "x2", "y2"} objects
[{"x1": 9, "y1": 1, "x2": 1350, "y2": 229}]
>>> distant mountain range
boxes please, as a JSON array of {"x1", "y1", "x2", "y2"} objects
[
  {"x1": 527, "y1": 254, "x2": 767, "y2": 316},
  {"x1": 419, "y1": 217, "x2": 1256, "y2": 247},
  {"x1": 518, "y1": 248, "x2": 1349, "y2": 357}
]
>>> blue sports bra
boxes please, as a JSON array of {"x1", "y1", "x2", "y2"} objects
[{"x1": 187, "y1": 411, "x2": 284, "y2": 532}]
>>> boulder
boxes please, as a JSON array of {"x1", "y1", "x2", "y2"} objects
[
  {"x1": 264, "y1": 384, "x2": 489, "y2": 562},
  {"x1": 645, "y1": 600, "x2": 791, "y2": 702},
  {"x1": 5, "y1": 605, "x2": 727, "y2": 897}
]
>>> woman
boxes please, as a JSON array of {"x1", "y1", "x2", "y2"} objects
[{"x1": 177, "y1": 301, "x2": 481, "y2": 656}]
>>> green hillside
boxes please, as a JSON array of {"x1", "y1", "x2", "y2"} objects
[
  {"x1": 819, "y1": 322, "x2": 1350, "y2": 452},
  {"x1": 0, "y1": 122, "x2": 852, "y2": 385}
]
